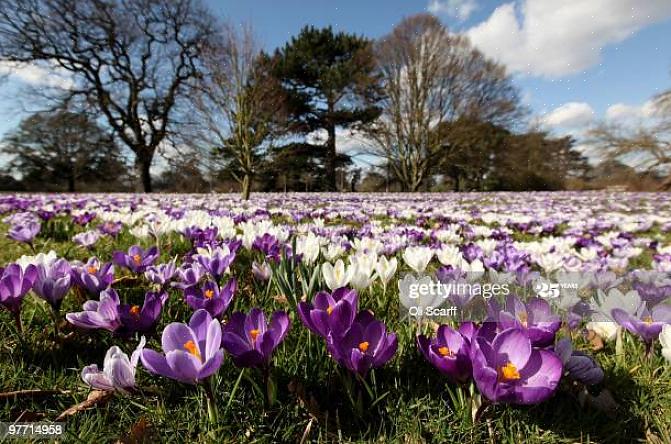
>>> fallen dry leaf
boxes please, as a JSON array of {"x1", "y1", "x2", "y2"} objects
[{"x1": 55, "y1": 390, "x2": 114, "y2": 421}]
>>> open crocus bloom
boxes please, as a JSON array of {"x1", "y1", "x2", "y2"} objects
[
  {"x1": 71, "y1": 257, "x2": 115, "y2": 296},
  {"x1": 141, "y1": 309, "x2": 224, "y2": 384},
  {"x1": 471, "y1": 327, "x2": 562, "y2": 405},
  {"x1": 497, "y1": 295, "x2": 561, "y2": 347},
  {"x1": 8, "y1": 221, "x2": 40, "y2": 244},
  {"x1": 113, "y1": 245, "x2": 159, "y2": 274},
  {"x1": 417, "y1": 323, "x2": 474, "y2": 383},
  {"x1": 184, "y1": 278, "x2": 236, "y2": 318},
  {"x1": 330, "y1": 310, "x2": 398, "y2": 377},
  {"x1": 33, "y1": 258, "x2": 72, "y2": 310},
  {"x1": 222, "y1": 308, "x2": 290, "y2": 368},
  {"x1": 81, "y1": 337, "x2": 146, "y2": 392},
  {"x1": 297, "y1": 287, "x2": 358, "y2": 339},
  {"x1": 612, "y1": 303, "x2": 671, "y2": 344},
  {"x1": 0, "y1": 263, "x2": 37, "y2": 314}
]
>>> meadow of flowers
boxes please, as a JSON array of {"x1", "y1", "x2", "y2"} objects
[{"x1": 1, "y1": 191, "x2": 671, "y2": 443}]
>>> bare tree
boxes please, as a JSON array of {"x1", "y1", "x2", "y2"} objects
[
  {"x1": 0, "y1": 0, "x2": 216, "y2": 192},
  {"x1": 588, "y1": 93, "x2": 671, "y2": 189},
  {"x1": 364, "y1": 14, "x2": 523, "y2": 191},
  {"x1": 191, "y1": 24, "x2": 284, "y2": 199}
]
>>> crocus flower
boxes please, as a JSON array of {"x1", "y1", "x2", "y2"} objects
[
  {"x1": 8, "y1": 221, "x2": 40, "y2": 245},
  {"x1": 612, "y1": 303, "x2": 671, "y2": 345},
  {"x1": 144, "y1": 260, "x2": 177, "y2": 288},
  {"x1": 73, "y1": 231, "x2": 101, "y2": 249},
  {"x1": 660, "y1": 324, "x2": 671, "y2": 363},
  {"x1": 496, "y1": 296, "x2": 561, "y2": 347},
  {"x1": 33, "y1": 258, "x2": 72, "y2": 310},
  {"x1": 0, "y1": 263, "x2": 37, "y2": 315},
  {"x1": 81, "y1": 337, "x2": 146, "y2": 392},
  {"x1": 113, "y1": 245, "x2": 159, "y2": 274},
  {"x1": 555, "y1": 338, "x2": 604, "y2": 386},
  {"x1": 172, "y1": 263, "x2": 207, "y2": 290},
  {"x1": 141, "y1": 309, "x2": 224, "y2": 384},
  {"x1": 471, "y1": 327, "x2": 562, "y2": 405},
  {"x1": 195, "y1": 246, "x2": 236, "y2": 281},
  {"x1": 329, "y1": 310, "x2": 398, "y2": 377},
  {"x1": 66, "y1": 288, "x2": 163, "y2": 336},
  {"x1": 71, "y1": 257, "x2": 115, "y2": 296},
  {"x1": 222, "y1": 308, "x2": 290, "y2": 368},
  {"x1": 322, "y1": 260, "x2": 353, "y2": 291},
  {"x1": 417, "y1": 323, "x2": 474, "y2": 383},
  {"x1": 402, "y1": 246, "x2": 434, "y2": 274},
  {"x1": 99, "y1": 221, "x2": 123, "y2": 237},
  {"x1": 184, "y1": 279, "x2": 236, "y2": 318},
  {"x1": 251, "y1": 261, "x2": 272, "y2": 281},
  {"x1": 298, "y1": 287, "x2": 358, "y2": 339}
]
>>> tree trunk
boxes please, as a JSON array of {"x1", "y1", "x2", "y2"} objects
[
  {"x1": 68, "y1": 175, "x2": 75, "y2": 192},
  {"x1": 135, "y1": 155, "x2": 153, "y2": 192},
  {"x1": 241, "y1": 173, "x2": 251, "y2": 200},
  {"x1": 326, "y1": 98, "x2": 337, "y2": 192}
]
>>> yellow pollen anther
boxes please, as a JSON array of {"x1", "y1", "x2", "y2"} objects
[
  {"x1": 438, "y1": 346, "x2": 454, "y2": 357},
  {"x1": 250, "y1": 329, "x2": 260, "y2": 342},
  {"x1": 87, "y1": 265, "x2": 98, "y2": 274},
  {"x1": 498, "y1": 362, "x2": 521, "y2": 382},
  {"x1": 327, "y1": 306, "x2": 334, "y2": 315},
  {"x1": 129, "y1": 305, "x2": 141, "y2": 317},
  {"x1": 358, "y1": 341, "x2": 370, "y2": 353},
  {"x1": 183, "y1": 340, "x2": 202, "y2": 361},
  {"x1": 643, "y1": 316, "x2": 653, "y2": 325},
  {"x1": 518, "y1": 312, "x2": 528, "y2": 328},
  {"x1": 132, "y1": 254, "x2": 142, "y2": 265},
  {"x1": 204, "y1": 289, "x2": 215, "y2": 299}
]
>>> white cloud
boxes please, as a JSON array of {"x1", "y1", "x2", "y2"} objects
[
  {"x1": 605, "y1": 100, "x2": 659, "y2": 122},
  {"x1": 0, "y1": 61, "x2": 73, "y2": 89},
  {"x1": 541, "y1": 102, "x2": 595, "y2": 129},
  {"x1": 466, "y1": 0, "x2": 671, "y2": 77},
  {"x1": 428, "y1": 0, "x2": 478, "y2": 21},
  {"x1": 306, "y1": 128, "x2": 371, "y2": 154}
]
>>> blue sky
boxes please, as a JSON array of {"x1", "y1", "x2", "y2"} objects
[{"x1": 1, "y1": 0, "x2": 670, "y2": 148}]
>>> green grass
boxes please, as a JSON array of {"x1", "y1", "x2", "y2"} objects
[{"x1": 1, "y1": 221, "x2": 670, "y2": 443}]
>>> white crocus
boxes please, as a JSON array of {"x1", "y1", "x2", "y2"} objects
[
  {"x1": 375, "y1": 256, "x2": 398, "y2": 286},
  {"x1": 660, "y1": 325, "x2": 671, "y2": 363},
  {"x1": 436, "y1": 245, "x2": 463, "y2": 267},
  {"x1": 403, "y1": 246, "x2": 434, "y2": 274},
  {"x1": 81, "y1": 337, "x2": 146, "y2": 392},
  {"x1": 322, "y1": 243, "x2": 345, "y2": 261},
  {"x1": 322, "y1": 260, "x2": 353, "y2": 291},
  {"x1": 586, "y1": 321, "x2": 619, "y2": 342}
]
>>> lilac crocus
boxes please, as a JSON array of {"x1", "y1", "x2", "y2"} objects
[
  {"x1": 0, "y1": 263, "x2": 37, "y2": 315},
  {"x1": 497, "y1": 296, "x2": 561, "y2": 347},
  {"x1": 195, "y1": 247, "x2": 236, "y2": 281},
  {"x1": 98, "y1": 221, "x2": 123, "y2": 237},
  {"x1": 184, "y1": 279, "x2": 236, "y2": 319},
  {"x1": 612, "y1": 303, "x2": 671, "y2": 345},
  {"x1": 417, "y1": 323, "x2": 474, "y2": 383},
  {"x1": 140, "y1": 309, "x2": 224, "y2": 384},
  {"x1": 8, "y1": 221, "x2": 40, "y2": 245},
  {"x1": 330, "y1": 310, "x2": 398, "y2": 377},
  {"x1": 144, "y1": 260, "x2": 177, "y2": 288},
  {"x1": 471, "y1": 327, "x2": 562, "y2": 405},
  {"x1": 172, "y1": 263, "x2": 207, "y2": 290},
  {"x1": 81, "y1": 337, "x2": 146, "y2": 392},
  {"x1": 33, "y1": 258, "x2": 72, "y2": 310},
  {"x1": 71, "y1": 258, "x2": 115, "y2": 296},
  {"x1": 113, "y1": 245, "x2": 159, "y2": 274},
  {"x1": 555, "y1": 338, "x2": 604, "y2": 386},
  {"x1": 66, "y1": 288, "x2": 163, "y2": 336},
  {"x1": 298, "y1": 287, "x2": 358, "y2": 339},
  {"x1": 222, "y1": 308, "x2": 290, "y2": 368},
  {"x1": 73, "y1": 231, "x2": 101, "y2": 249}
]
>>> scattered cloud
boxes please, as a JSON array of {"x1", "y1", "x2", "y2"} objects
[
  {"x1": 541, "y1": 102, "x2": 595, "y2": 129},
  {"x1": 466, "y1": 0, "x2": 671, "y2": 77},
  {"x1": 306, "y1": 128, "x2": 372, "y2": 154},
  {"x1": 605, "y1": 100, "x2": 659, "y2": 123},
  {"x1": 428, "y1": 0, "x2": 478, "y2": 22},
  {"x1": 0, "y1": 61, "x2": 73, "y2": 89}
]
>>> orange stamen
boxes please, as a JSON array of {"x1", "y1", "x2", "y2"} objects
[
  {"x1": 183, "y1": 340, "x2": 202, "y2": 361},
  {"x1": 204, "y1": 289, "x2": 215, "y2": 299},
  {"x1": 250, "y1": 329, "x2": 260, "y2": 342},
  {"x1": 498, "y1": 362, "x2": 521, "y2": 382},
  {"x1": 132, "y1": 254, "x2": 142, "y2": 265},
  {"x1": 86, "y1": 265, "x2": 98, "y2": 274},
  {"x1": 129, "y1": 305, "x2": 141, "y2": 317},
  {"x1": 438, "y1": 346, "x2": 454, "y2": 357},
  {"x1": 358, "y1": 341, "x2": 370, "y2": 353},
  {"x1": 326, "y1": 306, "x2": 334, "y2": 315}
]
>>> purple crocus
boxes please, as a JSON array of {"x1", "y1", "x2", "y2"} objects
[
  {"x1": 471, "y1": 327, "x2": 562, "y2": 405},
  {"x1": 73, "y1": 231, "x2": 101, "y2": 249},
  {"x1": 144, "y1": 260, "x2": 178, "y2": 288},
  {"x1": 496, "y1": 296, "x2": 561, "y2": 347},
  {"x1": 66, "y1": 288, "x2": 163, "y2": 336},
  {"x1": 0, "y1": 263, "x2": 37, "y2": 315},
  {"x1": 8, "y1": 221, "x2": 40, "y2": 245},
  {"x1": 71, "y1": 258, "x2": 115, "y2": 296},
  {"x1": 297, "y1": 287, "x2": 358, "y2": 339},
  {"x1": 195, "y1": 247, "x2": 236, "y2": 281},
  {"x1": 555, "y1": 338, "x2": 604, "y2": 386},
  {"x1": 417, "y1": 323, "x2": 474, "y2": 383},
  {"x1": 329, "y1": 310, "x2": 398, "y2": 377},
  {"x1": 81, "y1": 337, "x2": 146, "y2": 392},
  {"x1": 140, "y1": 309, "x2": 224, "y2": 384},
  {"x1": 612, "y1": 303, "x2": 671, "y2": 345},
  {"x1": 184, "y1": 278, "x2": 236, "y2": 319},
  {"x1": 98, "y1": 221, "x2": 123, "y2": 237},
  {"x1": 113, "y1": 245, "x2": 159, "y2": 274},
  {"x1": 222, "y1": 308, "x2": 290, "y2": 368},
  {"x1": 33, "y1": 258, "x2": 72, "y2": 310},
  {"x1": 172, "y1": 263, "x2": 207, "y2": 290}
]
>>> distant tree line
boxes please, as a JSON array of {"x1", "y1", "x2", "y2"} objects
[{"x1": 0, "y1": 1, "x2": 665, "y2": 195}]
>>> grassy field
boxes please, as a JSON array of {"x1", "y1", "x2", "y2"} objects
[{"x1": 1, "y1": 213, "x2": 671, "y2": 443}]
